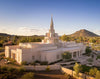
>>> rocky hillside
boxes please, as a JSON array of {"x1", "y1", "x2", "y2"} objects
[{"x1": 70, "y1": 29, "x2": 99, "y2": 37}]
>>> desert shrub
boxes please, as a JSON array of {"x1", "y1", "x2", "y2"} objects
[
  {"x1": 21, "y1": 72, "x2": 34, "y2": 79},
  {"x1": 40, "y1": 61, "x2": 48, "y2": 65},
  {"x1": 35, "y1": 60, "x2": 40, "y2": 63},
  {"x1": 73, "y1": 63, "x2": 82, "y2": 77},
  {"x1": 7, "y1": 67, "x2": 16, "y2": 72},
  {"x1": 46, "y1": 66, "x2": 50, "y2": 71},
  {"x1": 64, "y1": 73, "x2": 71, "y2": 79},
  {"x1": 96, "y1": 55, "x2": 100, "y2": 60},
  {"x1": 87, "y1": 58, "x2": 93, "y2": 62},
  {"x1": 81, "y1": 65, "x2": 91, "y2": 73},
  {"x1": 30, "y1": 62, "x2": 36, "y2": 65},
  {"x1": 89, "y1": 68, "x2": 98, "y2": 77},
  {"x1": 1, "y1": 66, "x2": 8, "y2": 71},
  {"x1": 62, "y1": 52, "x2": 71, "y2": 61},
  {"x1": 95, "y1": 71, "x2": 100, "y2": 79},
  {"x1": 0, "y1": 73, "x2": 17, "y2": 79},
  {"x1": 18, "y1": 67, "x2": 25, "y2": 73},
  {"x1": 85, "y1": 46, "x2": 92, "y2": 56},
  {"x1": 21, "y1": 61, "x2": 27, "y2": 65},
  {"x1": 0, "y1": 53, "x2": 5, "y2": 56}
]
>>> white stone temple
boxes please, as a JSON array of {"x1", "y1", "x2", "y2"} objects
[{"x1": 5, "y1": 17, "x2": 86, "y2": 64}]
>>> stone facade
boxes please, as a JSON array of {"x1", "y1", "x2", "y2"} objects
[{"x1": 5, "y1": 17, "x2": 86, "y2": 64}]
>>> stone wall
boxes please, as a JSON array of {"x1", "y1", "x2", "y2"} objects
[
  {"x1": 23, "y1": 65, "x2": 94, "y2": 79},
  {"x1": 24, "y1": 65, "x2": 60, "y2": 71},
  {"x1": 61, "y1": 67, "x2": 94, "y2": 79}
]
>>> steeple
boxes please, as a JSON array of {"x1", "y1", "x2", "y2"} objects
[{"x1": 49, "y1": 16, "x2": 55, "y2": 33}]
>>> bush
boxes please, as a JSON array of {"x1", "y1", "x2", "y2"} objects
[
  {"x1": 87, "y1": 58, "x2": 93, "y2": 62},
  {"x1": 7, "y1": 67, "x2": 16, "y2": 72},
  {"x1": 89, "y1": 68, "x2": 98, "y2": 77},
  {"x1": 81, "y1": 65, "x2": 91, "y2": 73},
  {"x1": 21, "y1": 72, "x2": 34, "y2": 79},
  {"x1": 96, "y1": 55, "x2": 100, "y2": 60},
  {"x1": 40, "y1": 61, "x2": 48, "y2": 65},
  {"x1": 73, "y1": 63, "x2": 82, "y2": 77},
  {"x1": 34, "y1": 60, "x2": 40, "y2": 63},
  {"x1": 85, "y1": 46, "x2": 92, "y2": 56},
  {"x1": 18, "y1": 67, "x2": 25, "y2": 73},
  {"x1": 62, "y1": 52, "x2": 71, "y2": 60},
  {"x1": 46, "y1": 66, "x2": 50, "y2": 71},
  {"x1": 21, "y1": 61, "x2": 27, "y2": 65},
  {"x1": 95, "y1": 71, "x2": 100, "y2": 79},
  {"x1": 0, "y1": 53, "x2": 5, "y2": 56},
  {"x1": 30, "y1": 62, "x2": 36, "y2": 65},
  {"x1": 1, "y1": 66, "x2": 8, "y2": 71}
]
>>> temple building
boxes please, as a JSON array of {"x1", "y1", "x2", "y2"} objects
[{"x1": 5, "y1": 17, "x2": 86, "y2": 64}]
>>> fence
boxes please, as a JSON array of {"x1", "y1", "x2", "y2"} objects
[
  {"x1": 61, "y1": 67, "x2": 94, "y2": 79},
  {"x1": 24, "y1": 64, "x2": 61, "y2": 71}
]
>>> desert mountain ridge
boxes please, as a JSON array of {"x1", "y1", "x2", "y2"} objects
[
  {"x1": 70, "y1": 29, "x2": 99, "y2": 37},
  {"x1": 0, "y1": 29, "x2": 99, "y2": 37}
]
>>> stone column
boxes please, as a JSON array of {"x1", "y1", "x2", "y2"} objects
[
  {"x1": 79, "y1": 51, "x2": 80, "y2": 57},
  {"x1": 72, "y1": 52, "x2": 73, "y2": 58},
  {"x1": 76, "y1": 51, "x2": 78, "y2": 58},
  {"x1": 80, "y1": 50, "x2": 81, "y2": 56}
]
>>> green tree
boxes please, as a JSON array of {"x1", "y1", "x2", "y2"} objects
[
  {"x1": 62, "y1": 52, "x2": 71, "y2": 61},
  {"x1": 73, "y1": 63, "x2": 82, "y2": 77},
  {"x1": 60, "y1": 34, "x2": 70, "y2": 41},
  {"x1": 85, "y1": 46, "x2": 92, "y2": 56}
]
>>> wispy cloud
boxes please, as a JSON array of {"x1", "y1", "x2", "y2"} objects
[
  {"x1": 0, "y1": 26, "x2": 48, "y2": 36},
  {"x1": 93, "y1": 30, "x2": 100, "y2": 35}
]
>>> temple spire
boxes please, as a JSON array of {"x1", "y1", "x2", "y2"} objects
[
  {"x1": 49, "y1": 16, "x2": 55, "y2": 33},
  {"x1": 50, "y1": 16, "x2": 54, "y2": 30}
]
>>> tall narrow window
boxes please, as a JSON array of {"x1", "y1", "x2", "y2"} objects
[
  {"x1": 57, "y1": 55, "x2": 59, "y2": 59},
  {"x1": 32, "y1": 56, "x2": 34, "y2": 60}
]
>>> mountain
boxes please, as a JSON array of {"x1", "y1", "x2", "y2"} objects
[
  {"x1": 70, "y1": 29, "x2": 99, "y2": 37},
  {"x1": 0, "y1": 33, "x2": 11, "y2": 36}
]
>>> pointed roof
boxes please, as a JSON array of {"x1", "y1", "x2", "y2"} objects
[{"x1": 50, "y1": 16, "x2": 54, "y2": 30}]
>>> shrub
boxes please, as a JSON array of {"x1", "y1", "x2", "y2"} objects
[
  {"x1": 62, "y1": 52, "x2": 71, "y2": 61},
  {"x1": 21, "y1": 72, "x2": 34, "y2": 79},
  {"x1": 87, "y1": 58, "x2": 93, "y2": 62},
  {"x1": 89, "y1": 68, "x2": 98, "y2": 77},
  {"x1": 0, "y1": 53, "x2": 5, "y2": 56},
  {"x1": 21, "y1": 61, "x2": 27, "y2": 65},
  {"x1": 30, "y1": 62, "x2": 36, "y2": 65},
  {"x1": 1, "y1": 66, "x2": 8, "y2": 71},
  {"x1": 95, "y1": 71, "x2": 100, "y2": 79},
  {"x1": 18, "y1": 67, "x2": 25, "y2": 73},
  {"x1": 73, "y1": 63, "x2": 82, "y2": 77},
  {"x1": 7, "y1": 67, "x2": 16, "y2": 72},
  {"x1": 64, "y1": 73, "x2": 71, "y2": 79},
  {"x1": 46, "y1": 66, "x2": 50, "y2": 71},
  {"x1": 40, "y1": 61, "x2": 48, "y2": 65},
  {"x1": 96, "y1": 55, "x2": 100, "y2": 60},
  {"x1": 81, "y1": 65, "x2": 91, "y2": 73},
  {"x1": 85, "y1": 46, "x2": 92, "y2": 56},
  {"x1": 35, "y1": 60, "x2": 40, "y2": 63}
]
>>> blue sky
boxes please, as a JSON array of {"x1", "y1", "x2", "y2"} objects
[{"x1": 0, "y1": 0, "x2": 100, "y2": 36}]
